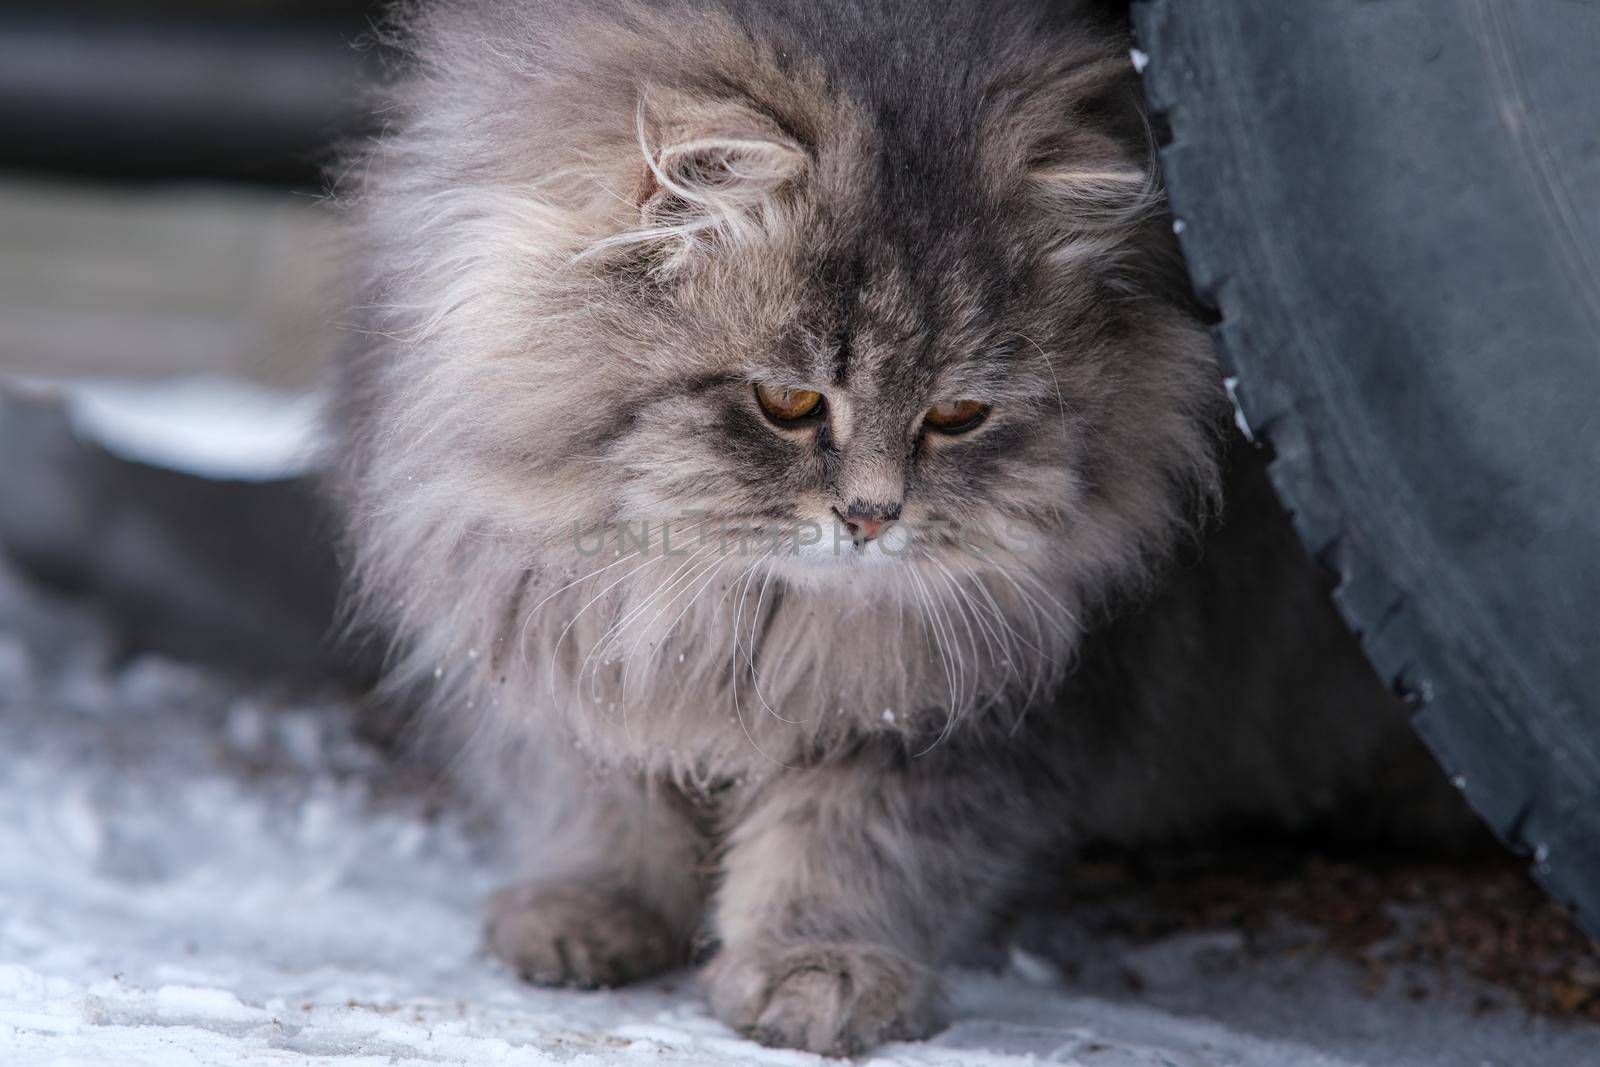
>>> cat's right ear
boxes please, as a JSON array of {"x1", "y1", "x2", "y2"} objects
[
  {"x1": 597, "y1": 100, "x2": 806, "y2": 266},
  {"x1": 641, "y1": 133, "x2": 803, "y2": 224}
]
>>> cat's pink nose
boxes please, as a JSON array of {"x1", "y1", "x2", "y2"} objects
[{"x1": 833, "y1": 506, "x2": 896, "y2": 543}]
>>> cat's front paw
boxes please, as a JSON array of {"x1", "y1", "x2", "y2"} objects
[
  {"x1": 703, "y1": 941, "x2": 944, "y2": 1056},
  {"x1": 485, "y1": 883, "x2": 683, "y2": 988}
]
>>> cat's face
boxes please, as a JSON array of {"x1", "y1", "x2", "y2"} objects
[
  {"x1": 585, "y1": 185, "x2": 1104, "y2": 591},
  {"x1": 534, "y1": 107, "x2": 1213, "y2": 605},
  {"x1": 354, "y1": 0, "x2": 1221, "y2": 619}
]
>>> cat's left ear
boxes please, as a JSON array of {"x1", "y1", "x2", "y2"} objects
[
  {"x1": 1026, "y1": 162, "x2": 1157, "y2": 233},
  {"x1": 1013, "y1": 49, "x2": 1162, "y2": 236}
]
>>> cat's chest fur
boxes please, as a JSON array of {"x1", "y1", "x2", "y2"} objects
[{"x1": 437, "y1": 549, "x2": 1071, "y2": 779}]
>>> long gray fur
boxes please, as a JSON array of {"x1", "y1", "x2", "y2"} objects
[{"x1": 332, "y1": 0, "x2": 1472, "y2": 1054}]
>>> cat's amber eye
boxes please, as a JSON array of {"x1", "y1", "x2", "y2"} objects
[
  {"x1": 755, "y1": 383, "x2": 825, "y2": 422},
  {"x1": 924, "y1": 400, "x2": 990, "y2": 433}
]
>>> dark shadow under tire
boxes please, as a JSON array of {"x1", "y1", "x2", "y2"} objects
[{"x1": 1131, "y1": 1, "x2": 1600, "y2": 935}]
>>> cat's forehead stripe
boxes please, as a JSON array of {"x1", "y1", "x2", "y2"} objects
[{"x1": 822, "y1": 249, "x2": 865, "y2": 387}]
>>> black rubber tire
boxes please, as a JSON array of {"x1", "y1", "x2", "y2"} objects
[{"x1": 1131, "y1": 1, "x2": 1600, "y2": 935}]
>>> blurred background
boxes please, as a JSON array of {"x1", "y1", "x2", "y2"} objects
[{"x1": 0, "y1": 1, "x2": 385, "y2": 678}]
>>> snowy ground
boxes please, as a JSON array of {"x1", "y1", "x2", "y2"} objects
[{"x1": 3, "y1": 557, "x2": 1599, "y2": 1067}]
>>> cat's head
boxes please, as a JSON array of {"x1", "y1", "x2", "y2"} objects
[{"x1": 348, "y1": 0, "x2": 1223, "y2": 634}]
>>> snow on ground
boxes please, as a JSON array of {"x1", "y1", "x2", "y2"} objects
[{"x1": 2, "y1": 557, "x2": 1598, "y2": 1067}]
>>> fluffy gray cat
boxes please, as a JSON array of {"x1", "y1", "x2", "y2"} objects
[{"x1": 335, "y1": 0, "x2": 1470, "y2": 1054}]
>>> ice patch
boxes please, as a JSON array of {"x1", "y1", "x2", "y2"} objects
[
  {"x1": 1006, "y1": 945, "x2": 1065, "y2": 986},
  {"x1": 153, "y1": 986, "x2": 270, "y2": 1024},
  {"x1": 6, "y1": 375, "x2": 323, "y2": 481},
  {"x1": 1223, "y1": 375, "x2": 1256, "y2": 443}
]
